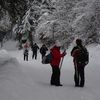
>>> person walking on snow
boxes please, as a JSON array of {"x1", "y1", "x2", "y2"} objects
[
  {"x1": 50, "y1": 41, "x2": 66, "y2": 86},
  {"x1": 40, "y1": 44, "x2": 48, "y2": 59},
  {"x1": 23, "y1": 42, "x2": 29, "y2": 61},
  {"x1": 71, "y1": 39, "x2": 89, "y2": 87},
  {"x1": 31, "y1": 43, "x2": 39, "y2": 59}
]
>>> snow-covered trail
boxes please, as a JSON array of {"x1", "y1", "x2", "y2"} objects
[{"x1": 0, "y1": 45, "x2": 100, "y2": 100}]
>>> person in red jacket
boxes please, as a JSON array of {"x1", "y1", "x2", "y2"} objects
[{"x1": 50, "y1": 41, "x2": 66, "y2": 86}]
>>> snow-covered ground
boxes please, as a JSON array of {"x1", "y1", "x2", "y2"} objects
[{"x1": 0, "y1": 41, "x2": 100, "y2": 100}]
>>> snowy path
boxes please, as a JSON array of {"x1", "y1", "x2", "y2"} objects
[{"x1": 0, "y1": 46, "x2": 100, "y2": 100}]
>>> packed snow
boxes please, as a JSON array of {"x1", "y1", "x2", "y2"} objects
[{"x1": 0, "y1": 41, "x2": 100, "y2": 100}]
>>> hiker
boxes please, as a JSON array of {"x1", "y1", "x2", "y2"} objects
[
  {"x1": 40, "y1": 44, "x2": 48, "y2": 59},
  {"x1": 71, "y1": 39, "x2": 89, "y2": 87},
  {"x1": 50, "y1": 41, "x2": 66, "y2": 86},
  {"x1": 31, "y1": 43, "x2": 39, "y2": 59},
  {"x1": 23, "y1": 42, "x2": 29, "y2": 61}
]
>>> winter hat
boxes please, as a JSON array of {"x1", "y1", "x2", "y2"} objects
[{"x1": 55, "y1": 40, "x2": 61, "y2": 47}]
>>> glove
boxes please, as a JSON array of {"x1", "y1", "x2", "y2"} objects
[{"x1": 62, "y1": 51, "x2": 67, "y2": 56}]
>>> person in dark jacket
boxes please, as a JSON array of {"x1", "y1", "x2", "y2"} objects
[
  {"x1": 32, "y1": 43, "x2": 39, "y2": 59},
  {"x1": 40, "y1": 44, "x2": 48, "y2": 59},
  {"x1": 50, "y1": 41, "x2": 66, "y2": 86},
  {"x1": 71, "y1": 39, "x2": 89, "y2": 87}
]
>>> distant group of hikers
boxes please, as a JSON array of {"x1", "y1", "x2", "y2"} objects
[
  {"x1": 23, "y1": 38, "x2": 89, "y2": 88},
  {"x1": 23, "y1": 42, "x2": 48, "y2": 61}
]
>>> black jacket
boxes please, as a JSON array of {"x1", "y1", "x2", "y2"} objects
[
  {"x1": 40, "y1": 46, "x2": 48, "y2": 54},
  {"x1": 71, "y1": 45, "x2": 89, "y2": 64},
  {"x1": 32, "y1": 44, "x2": 39, "y2": 53}
]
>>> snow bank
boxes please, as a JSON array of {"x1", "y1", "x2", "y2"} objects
[
  {"x1": 0, "y1": 49, "x2": 19, "y2": 66},
  {"x1": 2, "y1": 40, "x2": 17, "y2": 51}
]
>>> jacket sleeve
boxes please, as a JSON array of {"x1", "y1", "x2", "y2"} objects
[
  {"x1": 40, "y1": 48, "x2": 42, "y2": 53},
  {"x1": 46, "y1": 47, "x2": 48, "y2": 51},
  {"x1": 37, "y1": 46, "x2": 39, "y2": 49},
  {"x1": 60, "y1": 52, "x2": 66, "y2": 57}
]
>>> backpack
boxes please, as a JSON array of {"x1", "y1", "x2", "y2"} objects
[
  {"x1": 76, "y1": 46, "x2": 89, "y2": 65},
  {"x1": 42, "y1": 52, "x2": 52, "y2": 64}
]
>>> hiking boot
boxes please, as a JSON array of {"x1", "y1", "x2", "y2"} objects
[
  {"x1": 55, "y1": 84, "x2": 63, "y2": 86},
  {"x1": 79, "y1": 85, "x2": 84, "y2": 87},
  {"x1": 75, "y1": 84, "x2": 79, "y2": 87},
  {"x1": 51, "y1": 83, "x2": 55, "y2": 86}
]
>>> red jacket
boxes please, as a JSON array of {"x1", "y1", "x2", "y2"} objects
[{"x1": 50, "y1": 46, "x2": 65, "y2": 67}]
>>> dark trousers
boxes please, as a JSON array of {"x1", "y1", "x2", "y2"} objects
[
  {"x1": 24, "y1": 55, "x2": 28, "y2": 61},
  {"x1": 74, "y1": 63, "x2": 85, "y2": 87},
  {"x1": 32, "y1": 52, "x2": 37, "y2": 59},
  {"x1": 50, "y1": 66, "x2": 60, "y2": 85},
  {"x1": 41, "y1": 53, "x2": 46, "y2": 59}
]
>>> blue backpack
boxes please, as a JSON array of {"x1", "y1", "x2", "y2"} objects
[{"x1": 42, "y1": 52, "x2": 52, "y2": 64}]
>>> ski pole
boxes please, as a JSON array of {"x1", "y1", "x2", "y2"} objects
[
  {"x1": 59, "y1": 56, "x2": 64, "y2": 70},
  {"x1": 59, "y1": 49, "x2": 66, "y2": 70}
]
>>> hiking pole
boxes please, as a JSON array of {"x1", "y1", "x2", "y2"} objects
[
  {"x1": 59, "y1": 49, "x2": 66, "y2": 70},
  {"x1": 59, "y1": 56, "x2": 64, "y2": 70}
]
